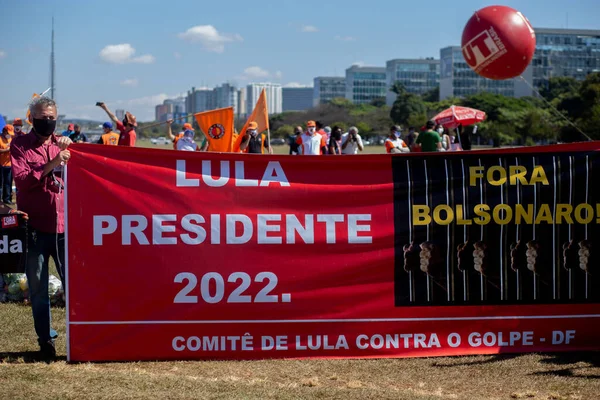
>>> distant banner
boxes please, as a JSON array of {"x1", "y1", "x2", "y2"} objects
[
  {"x1": 66, "y1": 143, "x2": 600, "y2": 362},
  {"x1": 0, "y1": 214, "x2": 27, "y2": 274}
]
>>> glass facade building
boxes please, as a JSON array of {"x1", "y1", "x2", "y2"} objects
[
  {"x1": 386, "y1": 59, "x2": 440, "y2": 105},
  {"x1": 439, "y1": 46, "x2": 532, "y2": 100},
  {"x1": 282, "y1": 87, "x2": 313, "y2": 112},
  {"x1": 313, "y1": 77, "x2": 346, "y2": 106},
  {"x1": 345, "y1": 66, "x2": 387, "y2": 104},
  {"x1": 533, "y1": 28, "x2": 600, "y2": 89}
]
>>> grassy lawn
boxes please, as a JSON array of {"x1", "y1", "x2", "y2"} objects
[{"x1": 1, "y1": 289, "x2": 599, "y2": 399}]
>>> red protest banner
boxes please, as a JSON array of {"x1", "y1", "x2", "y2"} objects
[{"x1": 66, "y1": 143, "x2": 600, "y2": 362}]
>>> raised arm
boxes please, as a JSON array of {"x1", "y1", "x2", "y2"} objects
[
  {"x1": 97, "y1": 102, "x2": 119, "y2": 125},
  {"x1": 166, "y1": 119, "x2": 175, "y2": 141}
]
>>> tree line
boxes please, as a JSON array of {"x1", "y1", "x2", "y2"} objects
[{"x1": 270, "y1": 72, "x2": 600, "y2": 145}]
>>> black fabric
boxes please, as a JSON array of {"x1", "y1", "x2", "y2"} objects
[{"x1": 0, "y1": 214, "x2": 28, "y2": 273}]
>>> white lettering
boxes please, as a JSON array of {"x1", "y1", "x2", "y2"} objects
[
  {"x1": 202, "y1": 160, "x2": 229, "y2": 187},
  {"x1": 226, "y1": 214, "x2": 253, "y2": 244},
  {"x1": 257, "y1": 214, "x2": 282, "y2": 244},
  {"x1": 93, "y1": 215, "x2": 117, "y2": 245},
  {"x1": 356, "y1": 334, "x2": 369, "y2": 350},
  {"x1": 176, "y1": 160, "x2": 199, "y2": 187},
  {"x1": 122, "y1": 215, "x2": 149, "y2": 245},
  {"x1": 260, "y1": 161, "x2": 290, "y2": 187},
  {"x1": 285, "y1": 214, "x2": 314, "y2": 244},
  {"x1": 211, "y1": 214, "x2": 221, "y2": 244},
  {"x1": 180, "y1": 214, "x2": 206, "y2": 245},
  {"x1": 317, "y1": 214, "x2": 344, "y2": 244},
  {"x1": 152, "y1": 215, "x2": 177, "y2": 245},
  {"x1": 348, "y1": 214, "x2": 372, "y2": 244},
  {"x1": 234, "y1": 161, "x2": 259, "y2": 187},
  {"x1": 172, "y1": 336, "x2": 185, "y2": 351}
]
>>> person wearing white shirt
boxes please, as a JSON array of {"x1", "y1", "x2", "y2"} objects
[
  {"x1": 176, "y1": 130, "x2": 198, "y2": 151},
  {"x1": 341, "y1": 126, "x2": 364, "y2": 155}
]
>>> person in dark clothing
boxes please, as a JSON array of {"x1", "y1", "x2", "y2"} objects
[
  {"x1": 289, "y1": 126, "x2": 302, "y2": 155},
  {"x1": 69, "y1": 124, "x2": 88, "y2": 143},
  {"x1": 457, "y1": 124, "x2": 471, "y2": 151}
]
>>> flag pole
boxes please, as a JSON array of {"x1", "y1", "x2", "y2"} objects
[{"x1": 264, "y1": 89, "x2": 271, "y2": 154}]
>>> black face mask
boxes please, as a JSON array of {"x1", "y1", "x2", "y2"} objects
[{"x1": 32, "y1": 118, "x2": 57, "y2": 137}]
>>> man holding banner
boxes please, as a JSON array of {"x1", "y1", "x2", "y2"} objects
[
  {"x1": 239, "y1": 121, "x2": 273, "y2": 154},
  {"x1": 11, "y1": 96, "x2": 72, "y2": 358}
]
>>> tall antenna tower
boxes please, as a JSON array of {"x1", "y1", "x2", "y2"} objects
[{"x1": 50, "y1": 17, "x2": 55, "y2": 100}]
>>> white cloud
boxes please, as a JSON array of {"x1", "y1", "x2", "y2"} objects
[
  {"x1": 301, "y1": 25, "x2": 318, "y2": 33},
  {"x1": 335, "y1": 35, "x2": 356, "y2": 42},
  {"x1": 244, "y1": 66, "x2": 270, "y2": 79},
  {"x1": 99, "y1": 44, "x2": 155, "y2": 64},
  {"x1": 178, "y1": 25, "x2": 242, "y2": 53},
  {"x1": 117, "y1": 93, "x2": 174, "y2": 107},
  {"x1": 284, "y1": 82, "x2": 312, "y2": 88},
  {"x1": 120, "y1": 78, "x2": 139, "y2": 87},
  {"x1": 174, "y1": 52, "x2": 182, "y2": 60},
  {"x1": 0, "y1": 50, "x2": 5, "y2": 59},
  {"x1": 352, "y1": 61, "x2": 366, "y2": 67},
  {"x1": 274, "y1": 70, "x2": 283, "y2": 79}
]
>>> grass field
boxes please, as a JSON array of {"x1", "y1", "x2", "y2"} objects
[{"x1": 1, "y1": 294, "x2": 599, "y2": 399}]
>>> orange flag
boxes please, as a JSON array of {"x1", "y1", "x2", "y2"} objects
[
  {"x1": 194, "y1": 107, "x2": 235, "y2": 152},
  {"x1": 25, "y1": 93, "x2": 41, "y2": 125},
  {"x1": 233, "y1": 88, "x2": 269, "y2": 152}
]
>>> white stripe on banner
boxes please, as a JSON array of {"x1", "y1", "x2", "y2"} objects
[{"x1": 69, "y1": 314, "x2": 600, "y2": 325}]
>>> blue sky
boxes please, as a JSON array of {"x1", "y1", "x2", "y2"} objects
[{"x1": 0, "y1": 0, "x2": 598, "y2": 122}]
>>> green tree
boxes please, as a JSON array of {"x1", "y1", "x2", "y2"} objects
[
  {"x1": 390, "y1": 92, "x2": 427, "y2": 125},
  {"x1": 539, "y1": 77, "x2": 581, "y2": 102},
  {"x1": 355, "y1": 121, "x2": 372, "y2": 134},
  {"x1": 421, "y1": 87, "x2": 440, "y2": 103},
  {"x1": 274, "y1": 124, "x2": 294, "y2": 138},
  {"x1": 369, "y1": 97, "x2": 387, "y2": 107}
]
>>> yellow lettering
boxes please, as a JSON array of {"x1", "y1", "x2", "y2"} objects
[
  {"x1": 509, "y1": 166, "x2": 528, "y2": 185},
  {"x1": 555, "y1": 204, "x2": 574, "y2": 224},
  {"x1": 413, "y1": 205, "x2": 431, "y2": 226},
  {"x1": 469, "y1": 166, "x2": 484, "y2": 186},
  {"x1": 474, "y1": 204, "x2": 491, "y2": 225},
  {"x1": 515, "y1": 204, "x2": 534, "y2": 224},
  {"x1": 487, "y1": 166, "x2": 507, "y2": 186},
  {"x1": 530, "y1": 165, "x2": 549, "y2": 185},
  {"x1": 575, "y1": 204, "x2": 593, "y2": 224},
  {"x1": 433, "y1": 205, "x2": 454, "y2": 225},
  {"x1": 493, "y1": 204, "x2": 513, "y2": 225},
  {"x1": 455, "y1": 205, "x2": 472, "y2": 225},
  {"x1": 535, "y1": 204, "x2": 553, "y2": 224}
]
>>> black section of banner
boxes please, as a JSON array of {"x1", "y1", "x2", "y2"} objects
[
  {"x1": 392, "y1": 151, "x2": 600, "y2": 307},
  {"x1": 0, "y1": 214, "x2": 28, "y2": 274}
]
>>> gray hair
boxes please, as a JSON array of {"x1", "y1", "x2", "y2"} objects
[
  {"x1": 29, "y1": 96, "x2": 57, "y2": 116},
  {"x1": 348, "y1": 126, "x2": 359, "y2": 134}
]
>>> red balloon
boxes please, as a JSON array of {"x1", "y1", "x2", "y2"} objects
[{"x1": 461, "y1": 5, "x2": 536, "y2": 80}]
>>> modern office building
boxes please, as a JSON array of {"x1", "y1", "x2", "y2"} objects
[
  {"x1": 185, "y1": 87, "x2": 214, "y2": 114},
  {"x1": 214, "y1": 83, "x2": 238, "y2": 113},
  {"x1": 532, "y1": 28, "x2": 600, "y2": 89},
  {"x1": 246, "y1": 83, "x2": 282, "y2": 115},
  {"x1": 439, "y1": 46, "x2": 533, "y2": 100},
  {"x1": 237, "y1": 87, "x2": 247, "y2": 119},
  {"x1": 313, "y1": 77, "x2": 346, "y2": 106},
  {"x1": 385, "y1": 58, "x2": 440, "y2": 105},
  {"x1": 345, "y1": 65, "x2": 387, "y2": 104},
  {"x1": 155, "y1": 97, "x2": 186, "y2": 122},
  {"x1": 282, "y1": 87, "x2": 313, "y2": 111}
]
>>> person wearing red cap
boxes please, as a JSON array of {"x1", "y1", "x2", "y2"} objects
[
  {"x1": 61, "y1": 123, "x2": 75, "y2": 138},
  {"x1": 96, "y1": 102, "x2": 137, "y2": 146},
  {"x1": 12, "y1": 118, "x2": 26, "y2": 137},
  {"x1": 296, "y1": 120, "x2": 327, "y2": 155},
  {"x1": 239, "y1": 121, "x2": 272, "y2": 154}
]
